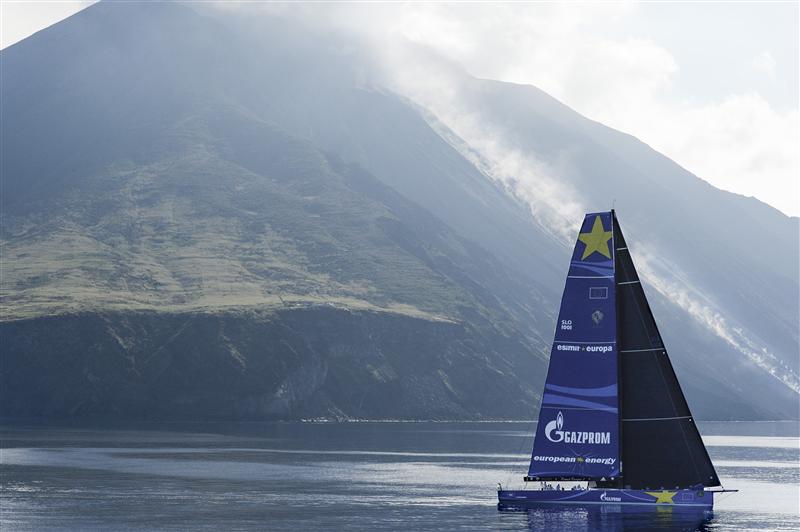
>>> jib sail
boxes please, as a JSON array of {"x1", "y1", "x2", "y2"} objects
[
  {"x1": 527, "y1": 212, "x2": 621, "y2": 481},
  {"x1": 613, "y1": 211, "x2": 720, "y2": 489}
]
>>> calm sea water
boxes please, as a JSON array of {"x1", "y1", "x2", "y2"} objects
[{"x1": 1, "y1": 421, "x2": 798, "y2": 531}]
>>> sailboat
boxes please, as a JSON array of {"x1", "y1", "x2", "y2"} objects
[{"x1": 498, "y1": 210, "x2": 734, "y2": 509}]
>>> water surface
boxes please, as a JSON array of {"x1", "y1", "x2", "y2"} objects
[{"x1": 2, "y1": 421, "x2": 798, "y2": 530}]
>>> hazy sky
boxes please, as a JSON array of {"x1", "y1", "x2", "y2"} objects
[{"x1": 3, "y1": 1, "x2": 798, "y2": 216}]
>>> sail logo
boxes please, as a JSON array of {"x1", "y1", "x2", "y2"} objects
[
  {"x1": 532, "y1": 455, "x2": 615, "y2": 465},
  {"x1": 600, "y1": 492, "x2": 621, "y2": 502},
  {"x1": 545, "y1": 411, "x2": 565, "y2": 442},
  {"x1": 585, "y1": 345, "x2": 613, "y2": 353},
  {"x1": 544, "y1": 411, "x2": 611, "y2": 445},
  {"x1": 555, "y1": 344, "x2": 613, "y2": 353}
]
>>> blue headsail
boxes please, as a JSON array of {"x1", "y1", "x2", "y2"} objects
[{"x1": 527, "y1": 211, "x2": 620, "y2": 481}]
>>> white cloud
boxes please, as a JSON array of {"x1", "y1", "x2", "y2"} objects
[
  {"x1": 1, "y1": 1, "x2": 96, "y2": 49},
  {"x1": 627, "y1": 93, "x2": 799, "y2": 216},
  {"x1": 313, "y1": 2, "x2": 798, "y2": 216},
  {"x1": 752, "y1": 50, "x2": 777, "y2": 80},
  {"x1": 427, "y1": 112, "x2": 587, "y2": 243},
  {"x1": 634, "y1": 246, "x2": 800, "y2": 394}
]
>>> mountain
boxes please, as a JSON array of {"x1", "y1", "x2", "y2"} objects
[{"x1": 2, "y1": 1, "x2": 797, "y2": 420}]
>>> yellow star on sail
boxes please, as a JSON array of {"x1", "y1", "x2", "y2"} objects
[
  {"x1": 645, "y1": 491, "x2": 677, "y2": 504},
  {"x1": 577, "y1": 215, "x2": 613, "y2": 260}
]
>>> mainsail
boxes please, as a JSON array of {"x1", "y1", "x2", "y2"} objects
[
  {"x1": 527, "y1": 210, "x2": 719, "y2": 489},
  {"x1": 613, "y1": 211, "x2": 720, "y2": 489},
  {"x1": 528, "y1": 212, "x2": 620, "y2": 481}
]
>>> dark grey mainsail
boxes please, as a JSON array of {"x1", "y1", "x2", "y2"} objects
[{"x1": 613, "y1": 211, "x2": 721, "y2": 489}]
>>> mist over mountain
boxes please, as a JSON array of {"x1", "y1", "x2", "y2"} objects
[{"x1": 2, "y1": 1, "x2": 797, "y2": 421}]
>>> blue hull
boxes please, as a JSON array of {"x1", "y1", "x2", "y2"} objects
[{"x1": 498, "y1": 488, "x2": 713, "y2": 509}]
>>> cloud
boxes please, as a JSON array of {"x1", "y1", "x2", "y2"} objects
[
  {"x1": 430, "y1": 115, "x2": 587, "y2": 243},
  {"x1": 752, "y1": 51, "x2": 777, "y2": 80},
  {"x1": 374, "y1": 41, "x2": 586, "y2": 243},
  {"x1": 634, "y1": 246, "x2": 800, "y2": 394},
  {"x1": 1, "y1": 1, "x2": 96, "y2": 49},
  {"x1": 631, "y1": 93, "x2": 798, "y2": 217},
  {"x1": 302, "y1": 1, "x2": 797, "y2": 216}
]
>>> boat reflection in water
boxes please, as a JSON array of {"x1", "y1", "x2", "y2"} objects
[{"x1": 498, "y1": 502, "x2": 713, "y2": 531}]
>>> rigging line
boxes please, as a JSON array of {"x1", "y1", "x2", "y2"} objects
[
  {"x1": 617, "y1": 280, "x2": 640, "y2": 285},
  {"x1": 619, "y1": 348, "x2": 663, "y2": 353},
  {"x1": 510, "y1": 421, "x2": 535, "y2": 489}
]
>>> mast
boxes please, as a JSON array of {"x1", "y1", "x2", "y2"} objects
[{"x1": 612, "y1": 209, "x2": 624, "y2": 489}]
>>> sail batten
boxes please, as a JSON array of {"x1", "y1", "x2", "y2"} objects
[{"x1": 623, "y1": 415, "x2": 692, "y2": 422}]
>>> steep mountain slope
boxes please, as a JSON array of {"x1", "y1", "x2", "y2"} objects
[
  {"x1": 2, "y1": 106, "x2": 553, "y2": 418},
  {"x1": 1, "y1": 1, "x2": 796, "y2": 420},
  {"x1": 1, "y1": 2, "x2": 554, "y2": 419}
]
